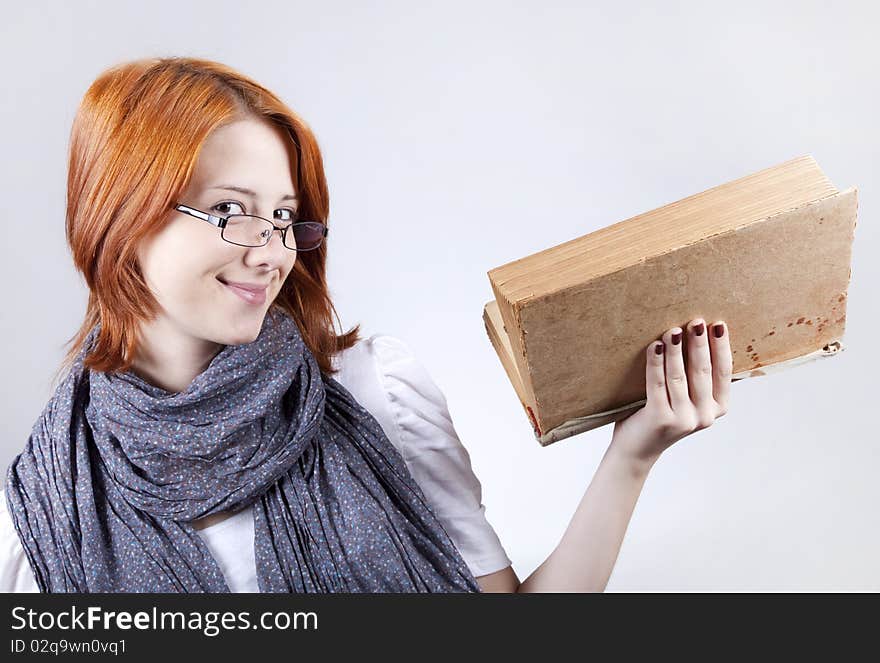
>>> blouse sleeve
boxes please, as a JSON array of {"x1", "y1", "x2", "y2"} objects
[
  {"x1": 367, "y1": 334, "x2": 513, "y2": 578},
  {"x1": 0, "y1": 487, "x2": 40, "y2": 592}
]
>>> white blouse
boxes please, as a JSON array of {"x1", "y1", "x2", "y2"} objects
[{"x1": 0, "y1": 333, "x2": 511, "y2": 592}]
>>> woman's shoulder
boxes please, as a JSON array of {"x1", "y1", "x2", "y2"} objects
[
  {"x1": 331, "y1": 333, "x2": 440, "y2": 403},
  {"x1": 331, "y1": 332, "x2": 413, "y2": 374},
  {"x1": 329, "y1": 332, "x2": 453, "y2": 451},
  {"x1": 0, "y1": 488, "x2": 40, "y2": 592},
  {"x1": 328, "y1": 333, "x2": 414, "y2": 450}
]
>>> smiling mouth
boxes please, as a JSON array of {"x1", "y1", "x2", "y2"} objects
[
  {"x1": 217, "y1": 278, "x2": 268, "y2": 305},
  {"x1": 216, "y1": 277, "x2": 270, "y2": 292}
]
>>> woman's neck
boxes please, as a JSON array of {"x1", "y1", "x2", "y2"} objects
[{"x1": 130, "y1": 318, "x2": 224, "y2": 393}]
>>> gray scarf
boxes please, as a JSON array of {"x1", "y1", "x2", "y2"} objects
[{"x1": 4, "y1": 307, "x2": 481, "y2": 593}]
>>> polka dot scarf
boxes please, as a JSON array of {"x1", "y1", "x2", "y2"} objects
[{"x1": 5, "y1": 307, "x2": 481, "y2": 593}]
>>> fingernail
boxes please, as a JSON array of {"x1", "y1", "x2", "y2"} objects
[
  {"x1": 655, "y1": 342, "x2": 664, "y2": 355},
  {"x1": 713, "y1": 323, "x2": 724, "y2": 338},
  {"x1": 671, "y1": 330, "x2": 682, "y2": 345},
  {"x1": 693, "y1": 322, "x2": 704, "y2": 336}
]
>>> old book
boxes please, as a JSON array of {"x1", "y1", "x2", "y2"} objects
[{"x1": 483, "y1": 155, "x2": 857, "y2": 446}]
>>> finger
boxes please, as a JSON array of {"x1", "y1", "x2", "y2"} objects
[
  {"x1": 709, "y1": 320, "x2": 733, "y2": 411},
  {"x1": 663, "y1": 326, "x2": 690, "y2": 412},
  {"x1": 645, "y1": 338, "x2": 672, "y2": 412},
  {"x1": 684, "y1": 318, "x2": 714, "y2": 411}
]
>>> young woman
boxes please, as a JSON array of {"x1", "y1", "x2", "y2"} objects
[{"x1": 0, "y1": 57, "x2": 732, "y2": 593}]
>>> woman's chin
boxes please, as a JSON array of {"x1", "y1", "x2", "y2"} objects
[{"x1": 220, "y1": 316, "x2": 265, "y2": 346}]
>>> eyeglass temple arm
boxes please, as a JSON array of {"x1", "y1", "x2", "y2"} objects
[{"x1": 175, "y1": 204, "x2": 227, "y2": 228}]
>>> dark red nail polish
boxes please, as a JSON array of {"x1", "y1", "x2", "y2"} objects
[
  {"x1": 713, "y1": 323, "x2": 724, "y2": 338},
  {"x1": 655, "y1": 342, "x2": 664, "y2": 355},
  {"x1": 671, "y1": 331, "x2": 682, "y2": 345},
  {"x1": 693, "y1": 322, "x2": 704, "y2": 336}
]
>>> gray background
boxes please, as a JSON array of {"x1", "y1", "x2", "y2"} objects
[{"x1": 1, "y1": 0, "x2": 877, "y2": 590}]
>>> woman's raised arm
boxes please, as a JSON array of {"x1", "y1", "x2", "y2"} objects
[{"x1": 490, "y1": 317, "x2": 732, "y2": 592}]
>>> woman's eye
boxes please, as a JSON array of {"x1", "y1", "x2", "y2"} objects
[
  {"x1": 275, "y1": 208, "x2": 297, "y2": 222},
  {"x1": 213, "y1": 201, "x2": 245, "y2": 215}
]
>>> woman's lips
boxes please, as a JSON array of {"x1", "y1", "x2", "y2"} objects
[{"x1": 218, "y1": 278, "x2": 267, "y2": 306}]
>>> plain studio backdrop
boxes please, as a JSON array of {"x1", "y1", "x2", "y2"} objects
[{"x1": 0, "y1": 1, "x2": 877, "y2": 591}]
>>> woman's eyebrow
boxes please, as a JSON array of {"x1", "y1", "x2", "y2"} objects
[{"x1": 207, "y1": 184, "x2": 297, "y2": 202}]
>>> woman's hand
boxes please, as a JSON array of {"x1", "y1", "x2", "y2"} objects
[{"x1": 610, "y1": 318, "x2": 733, "y2": 469}]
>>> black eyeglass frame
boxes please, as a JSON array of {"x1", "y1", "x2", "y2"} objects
[{"x1": 173, "y1": 203, "x2": 328, "y2": 251}]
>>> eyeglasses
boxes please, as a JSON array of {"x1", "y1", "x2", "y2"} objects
[{"x1": 173, "y1": 203, "x2": 328, "y2": 251}]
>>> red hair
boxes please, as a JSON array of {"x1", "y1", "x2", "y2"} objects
[{"x1": 55, "y1": 56, "x2": 360, "y2": 386}]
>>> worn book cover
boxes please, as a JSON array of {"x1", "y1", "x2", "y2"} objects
[{"x1": 483, "y1": 156, "x2": 858, "y2": 446}]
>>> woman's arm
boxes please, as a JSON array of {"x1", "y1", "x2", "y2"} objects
[
  {"x1": 475, "y1": 442, "x2": 653, "y2": 593},
  {"x1": 477, "y1": 317, "x2": 733, "y2": 593}
]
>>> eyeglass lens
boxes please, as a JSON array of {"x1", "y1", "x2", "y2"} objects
[{"x1": 221, "y1": 215, "x2": 324, "y2": 250}]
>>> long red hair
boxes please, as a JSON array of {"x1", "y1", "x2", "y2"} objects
[{"x1": 55, "y1": 56, "x2": 360, "y2": 386}]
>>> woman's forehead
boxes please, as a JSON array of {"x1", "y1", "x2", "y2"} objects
[{"x1": 189, "y1": 119, "x2": 297, "y2": 189}]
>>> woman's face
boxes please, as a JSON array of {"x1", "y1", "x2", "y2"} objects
[{"x1": 136, "y1": 117, "x2": 299, "y2": 354}]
